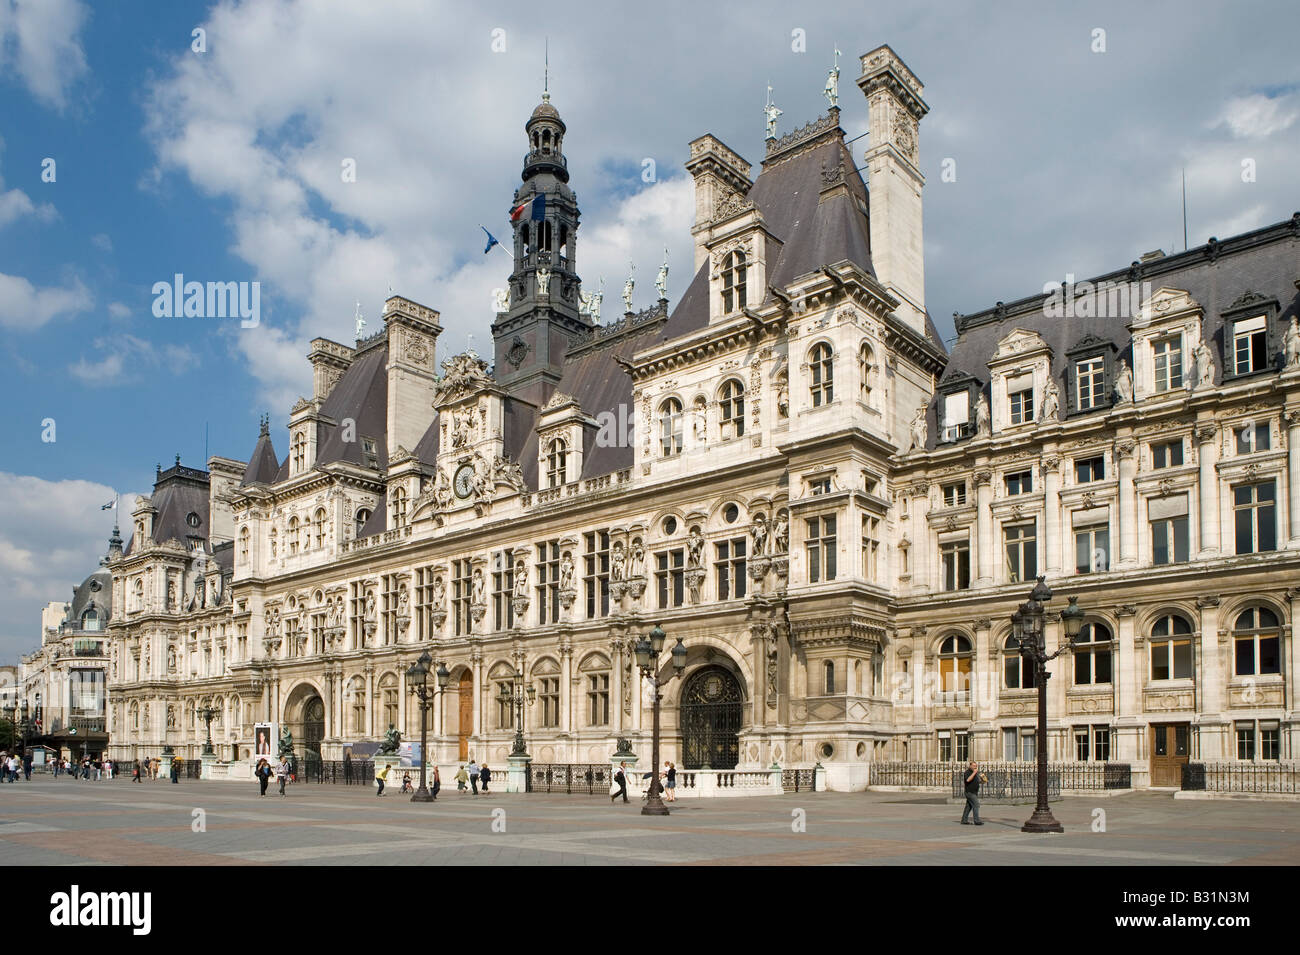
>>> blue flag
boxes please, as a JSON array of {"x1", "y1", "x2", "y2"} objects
[{"x1": 481, "y1": 226, "x2": 500, "y2": 254}]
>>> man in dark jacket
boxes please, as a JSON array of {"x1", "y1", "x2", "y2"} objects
[
  {"x1": 960, "y1": 761, "x2": 984, "y2": 825},
  {"x1": 480, "y1": 764, "x2": 491, "y2": 793}
]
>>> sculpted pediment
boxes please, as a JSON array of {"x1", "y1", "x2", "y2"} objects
[
  {"x1": 1132, "y1": 287, "x2": 1202, "y2": 328},
  {"x1": 991, "y1": 328, "x2": 1050, "y2": 363}
]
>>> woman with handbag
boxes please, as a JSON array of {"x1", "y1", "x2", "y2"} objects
[{"x1": 256, "y1": 758, "x2": 271, "y2": 796}]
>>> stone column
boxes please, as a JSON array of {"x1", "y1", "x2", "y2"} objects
[
  {"x1": 397, "y1": 658, "x2": 408, "y2": 739},
  {"x1": 1286, "y1": 410, "x2": 1300, "y2": 547},
  {"x1": 1196, "y1": 423, "x2": 1220, "y2": 557},
  {"x1": 1116, "y1": 438, "x2": 1138, "y2": 568},
  {"x1": 1113, "y1": 604, "x2": 1145, "y2": 784},
  {"x1": 559, "y1": 638, "x2": 573, "y2": 737},
  {"x1": 364, "y1": 665, "x2": 374, "y2": 738},
  {"x1": 1287, "y1": 588, "x2": 1300, "y2": 759},
  {"x1": 609, "y1": 635, "x2": 625, "y2": 736},
  {"x1": 1042, "y1": 457, "x2": 1062, "y2": 575},
  {"x1": 974, "y1": 469, "x2": 994, "y2": 587},
  {"x1": 470, "y1": 645, "x2": 483, "y2": 738},
  {"x1": 750, "y1": 620, "x2": 768, "y2": 729}
]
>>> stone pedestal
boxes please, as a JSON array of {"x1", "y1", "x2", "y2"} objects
[
  {"x1": 199, "y1": 752, "x2": 220, "y2": 780},
  {"x1": 506, "y1": 754, "x2": 531, "y2": 793},
  {"x1": 373, "y1": 753, "x2": 401, "y2": 789}
]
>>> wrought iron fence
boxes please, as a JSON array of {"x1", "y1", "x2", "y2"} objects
[
  {"x1": 782, "y1": 768, "x2": 816, "y2": 793},
  {"x1": 527, "y1": 763, "x2": 611, "y2": 794},
  {"x1": 1182, "y1": 762, "x2": 1300, "y2": 794},
  {"x1": 869, "y1": 761, "x2": 1130, "y2": 796},
  {"x1": 295, "y1": 759, "x2": 375, "y2": 785},
  {"x1": 184, "y1": 759, "x2": 201, "y2": 779}
]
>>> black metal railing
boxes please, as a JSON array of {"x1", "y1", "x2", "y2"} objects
[
  {"x1": 296, "y1": 759, "x2": 375, "y2": 785},
  {"x1": 1182, "y1": 762, "x2": 1300, "y2": 794},
  {"x1": 185, "y1": 759, "x2": 202, "y2": 779},
  {"x1": 869, "y1": 761, "x2": 1130, "y2": 795},
  {"x1": 782, "y1": 768, "x2": 816, "y2": 793},
  {"x1": 526, "y1": 763, "x2": 611, "y2": 794}
]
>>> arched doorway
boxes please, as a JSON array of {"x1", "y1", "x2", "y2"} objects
[
  {"x1": 680, "y1": 665, "x2": 744, "y2": 769},
  {"x1": 458, "y1": 671, "x2": 473, "y2": 760},
  {"x1": 282, "y1": 683, "x2": 325, "y2": 773}
]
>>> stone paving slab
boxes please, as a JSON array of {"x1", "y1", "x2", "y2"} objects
[{"x1": 0, "y1": 778, "x2": 1296, "y2": 866}]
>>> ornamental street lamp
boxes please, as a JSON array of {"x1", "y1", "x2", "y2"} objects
[
  {"x1": 497, "y1": 669, "x2": 536, "y2": 757},
  {"x1": 406, "y1": 650, "x2": 450, "y2": 803},
  {"x1": 198, "y1": 705, "x2": 217, "y2": 756},
  {"x1": 634, "y1": 624, "x2": 687, "y2": 816},
  {"x1": 1014, "y1": 577, "x2": 1086, "y2": 833},
  {"x1": 4, "y1": 703, "x2": 16, "y2": 751}
]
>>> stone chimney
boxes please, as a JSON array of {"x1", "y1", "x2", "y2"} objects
[
  {"x1": 685, "y1": 135, "x2": 753, "y2": 273},
  {"x1": 308, "y1": 338, "x2": 355, "y2": 401},
  {"x1": 383, "y1": 295, "x2": 442, "y2": 459}
]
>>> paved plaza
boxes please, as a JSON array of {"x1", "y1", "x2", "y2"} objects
[{"x1": 0, "y1": 777, "x2": 1296, "y2": 866}]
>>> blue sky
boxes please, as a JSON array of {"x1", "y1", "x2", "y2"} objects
[{"x1": 2, "y1": 0, "x2": 1298, "y2": 659}]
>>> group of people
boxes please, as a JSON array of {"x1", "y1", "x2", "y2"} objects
[
  {"x1": 394, "y1": 765, "x2": 441, "y2": 797},
  {"x1": 0, "y1": 753, "x2": 30, "y2": 781},
  {"x1": 254, "y1": 757, "x2": 292, "y2": 796},
  {"x1": 453, "y1": 760, "x2": 491, "y2": 794},
  {"x1": 610, "y1": 761, "x2": 676, "y2": 804}
]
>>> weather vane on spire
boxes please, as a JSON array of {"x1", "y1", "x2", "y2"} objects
[
  {"x1": 764, "y1": 83, "x2": 782, "y2": 140},
  {"x1": 824, "y1": 47, "x2": 841, "y2": 109},
  {"x1": 543, "y1": 36, "x2": 550, "y2": 101}
]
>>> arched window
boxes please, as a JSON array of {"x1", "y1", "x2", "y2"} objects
[
  {"x1": 547, "y1": 437, "x2": 568, "y2": 487},
  {"x1": 721, "y1": 250, "x2": 747, "y2": 313},
  {"x1": 347, "y1": 677, "x2": 366, "y2": 735},
  {"x1": 580, "y1": 653, "x2": 612, "y2": 727},
  {"x1": 314, "y1": 507, "x2": 327, "y2": 545},
  {"x1": 1150, "y1": 614, "x2": 1194, "y2": 680},
  {"x1": 810, "y1": 342, "x2": 834, "y2": 407},
  {"x1": 540, "y1": 220, "x2": 553, "y2": 252},
  {"x1": 1003, "y1": 634, "x2": 1037, "y2": 689},
  {"x1": 1233, "y1": 606, "x2": 1281, "y2": 676},
  {"x1": 354, "y1": 508, "x2": 371, "y2": 540},
  {"x1": 129, "y1": 701, "x2": 139, "y2": 730},
  {"x1": 1073, "y1": 622, "x2": 1113, "y2": 685},
  {"x1": 287, "y1": 517, "x2": 299, "y2": 555},
  {"x1": 238, "y1": 526, "x2": 250, "y2": 565},
  {"x1": 938, "y1": 634, "x2": 973, "y2": 697},
  {"x1": 719, "y1": 379, "x2": 745, "y2": 439},
  {"x1": 824, "y1": 660, "x2": 836, "y2": 694},
  {"x1": 379, "y1": 673, "x2": 398, "y2": 732},
  {"x1": 291, "y1": 431, "x2": 306, "y2": 474},
  {"x1": 389, "y1": 488, "x2": 406, "y2": 529},
  {"x1": 854, "y1": 659, "x2": 863, "y2": 695},
  {"x1": 859, "y1": 342, "x2": 876, "y2": 404},
  {"x1": 80, "y1": 608, "x2": 99, "y2": 631},
  {"x1": 660, "y1": 398, "x2": 684, "y2": 456}
]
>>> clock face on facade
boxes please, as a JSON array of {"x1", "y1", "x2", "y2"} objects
[{"x1": 454, "y1": 464, "x2": 475, "y2": 499}]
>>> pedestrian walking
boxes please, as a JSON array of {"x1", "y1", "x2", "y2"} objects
[
  {"x1": 105, "y1": 758, "x2": 113, "y2": 780},
  {"x1": 132, "y1": 761, "x2": 142, "y2": 783},
  {"x1": 81, "y1": 758, "x2": 90, "y2": 780},
  {"x1": 93, "y1": 760, "x2": 101, "y2": 781},
  {"x1": 960, "y1": 760, "x2": 986, "y2": 826},
  {"x1": 375, "y1": 763, "x2": 390, "y2": 796},
  {"x1": 53, "y1": 756, "x2": 61, "y2": 778},
  {"x1": 611, "y1": 761, "x2": 629, "y2": 804},
  {"x1": 430, "y1": 765, "x2": 441, "y2": 800},
  {"x1": 256, "y1": 758, "x2": 270, "y2": 796},
  {"x1": 170, "y1": 756, "x2": 181, "y2": 784},
  {"x1": 467, "y1": 759, "x2": 479, "y2": 795},
  {"x1": 479, "y1": 763, "x2": 491, "y2": 794},
  {"x1": 23, "y1": 753, "x2": 33, "y2": 781},
  {"x1": 455, "y1": 765, "x2": 469, "y2": 793},
  {"x1": 663, "y1": 761, "x2": 677, "y2": 802},
  {"x1": 276, "y1": 756, "x2": 290, "y2": 796}
]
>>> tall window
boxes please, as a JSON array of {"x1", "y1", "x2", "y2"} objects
[
  {"x1": 1073, "y1": 622, "x2": 1113, "y2": 685},
  {"x1": 862, "y1": 515, "x2": 880, "y2": 582},
  {"x1": 720, "y1": 250, "x2": 747, "y2": 313},
  {"x1": 719, "y1": 379, "x2": 745, "y2": 439},
  {"x1": 656, "y1": 548, "x2": 685, "y2": 608},
  {"x1": 940, "y1": 538, "x2": 970, "y2": 591},
  {"x1": 1232, "y1": 315, "x2": 1268, "y2": 375},
  {"x1": 536, "y1": 665, "x2": 560, "y2": 728},
  {"x1": 941, "y1": 390, "x2": 970, "y2": 441},
  {"x1": 858, "y1": 343, "x2": 875, "y2": 404},
  {"x1": 587, "y1": 671, "x2": 610, "y2": 726},
  {"x1": 416, "y1": 565, "x2": 438, "y2": 640},
  {"x1": 1153, "y1": 335, "x2": 1183, "y2": 392},
  {"x1": 380, "y1": 674, "x2": 398, "y2": 730},
  {"x1": 314, "y1": 507, "x2": 327, "y2": 546},
  {"x1": 1074, "y1": 523, "x2": 1109, "y2": 574},
  {"x1": 659, "y1": 398, "x2": 683, "y2": 456},
  {"x1": 535, "y1": 540, "x2": 561, "y2": 625},
  {"x1": 287, "y1": 517, "x2": 300, "y2": 555},
  {"x1": 354, "y1": 508, "x2": 371, "y2": 539},
  {"x1": 1004, "y1": 635, "x2": 1036, "y2": 689},
  {"x1": 1008, "y1": 385, "x2": 1034, "y2": 425},
  {"x1": 390, "y1": 489, "x2": 406, "y2": 528},
  {"x1": 238, "y1": 527, "x2": 250, "y2": 566},
  {"x1": 938, "y1": 635, "x2": 972, "y2": 699},
  {"x1": 1075, "y1": 725, "x2": 1112, "y2": 761},
  {"x1": 584, "y1": 531, "x2": 610, "y2": 618},
  {"x1": 546, "y1": 438, "x2": 567, "y2": 487},
  {"x1": 292, "y1": 431, "x2": 306, "y2": 473},
  {"x1": 1233, "y1": 606, "x2": 1281, "y2": 676},
  {"x1": 381, "y1": 574, "x2": 400, "y2": 646},
  {"x1": 809, "y1": 343, "x2": 834, "y2": 407},
  {"x1": 1233, "y1": 481, "x2": 1276, "y2": 554},
  {"x1": 938, "y1": 730, "x2": 970, "y2": 762},
  {"x1": 1150, "y1": 614, "x2": 1193, "y2": 680},
  {"x1": 1004, "y1": 522, "x2": 1037, "y2": 583},
  {"x1": 1076, "y1": 357, "x2": 1105, "y2": 411},
  {"x1": 1151, "y1": 511, "x2": 1189, "y2": 565},
  {"x1": 1152, "y1": 439, "x2": 1184, "y2": 469},
  {"x1": 805, "y1": 515, "x2": 837, "y2": 583},
  {"x1": 451, "y1": 559, "x2": 472, "y2": 636},
  {"x1": 714, "y1": 538, "x2": 747, "y2": 600},
  {"x1": 494, "y1": 675, "x2": 515, "y2": 729},
  {"x1": 824, "y1": 660, "x2": 836, "y2": 694},
  {"x1": 491, "y1": 552, "x2": 514, "y2": 631}
]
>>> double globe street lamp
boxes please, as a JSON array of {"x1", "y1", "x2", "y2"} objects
[
  {"x1": 633, "y1": 624, "x2": 687, "y2": 816},
  {"x1": 1011, "y1": 576, "x2": 1085, "y2": 833},
  {"x1": 405, "y1": 650, "x2": 450, "y2": 803},
  {"x1": 498, "y1": 669, "x2": 536, "y2": 758}
]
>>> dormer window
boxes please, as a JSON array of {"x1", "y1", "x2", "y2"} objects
[
  {"x1": 721, "y1": 251, "x2": 747, "y2": 314},
  {"x1": 291, "y1": 431, "x2": 306, "y2": 473},
  {"x1": 547, "y1": 437, "x2": 568, "y2": 487},
  {"x1": 1007, "y1": 375, "x2": 1034, "y2": 425},
  {"x1": 809, "y1": 342, "x2": 834, "y2": 407},
  {"x1": 389, "y1": 490, "x2": 406, "y2": 528},
  {"x1": 1152, "y1": 335, "x2": 1183, "y2": 392},
  {"x1": 361, "y1": 437, "x2": 379, "y2": 469},
  {"x1": 941, "y1": 391, "x2": 970, "y2": 441},
  {"x1": 354, "y1": 508, "x2": 371, "y2": 539},
  {"x1": 1075, "y1": 357, "x2": 1104, "y2": 409},
  {"x1": 81, "y1": 609, "x2": 100, "y2": 631},
  {"x1": 1232, "y1": 315, "x2": 1268, "y2": 376},
  {"x1": 659, "y1": 399, "x2": 683, "y2": 456},
  {"x1": 719, "y1": 379, "x2": 745, "y2": 439},
  {"x1": 288, "y1": 517, "x2": 300, "y2": 555}
]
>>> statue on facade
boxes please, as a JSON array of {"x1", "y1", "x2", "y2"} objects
[
  {"x1": 611, "y1": 540, "x2": 627, "y2": 582},
  {"x1": 166, "y1": 580, "x2": 176, "y2": 611},
  {"x1": 773, "y1": 511, "x2": 789, "y2": 554},
  {"x1": 513, "y1": 561, "x2": 529, "y2": 598},
  {"x1": 432, "y1": 575, "x2": 446, "y2": 609},
  {"x1": 655, "y1": 249, "x2": 668, "y2": 301},
  {"x1": 751, "y1": 513, "x2": 769, "y2": 556},
  {"x1": 1194, "y1": 339, "x2": 1215, "y2": 389},
  {"x1": 167, "y1": 645, "x2": 176, "y2": 673},
  {"x1": 975, "y1": 392, "x2": 991, "y2": 436},
  {"x1": 471, "y1": 456, "x2": 492, "y2": 505},
  {"x1": 492, "y1": 287, "x2": 510, "y2": 313},
  {"x1": 764, "y1": 84, "x2": 782, "y2": 139},
  {"x1": 1286, "y1": 316, "x2": 1300, "y2": 369},
  {"x1": 536, "y1": 267, "x2": 551, "y2": 298},
  {"x1": 364, "y1": 590, "x2": 376, "y2": 621},
  {"x1": 433, "y1": 468, "x2": 453, "y2": 510},
  {"x1": 560, "y1": 553, "x2": 576, "y2": 591},
  {"x1": 397, "y1": 584, "x2": 410, "y2": 617},
  {"x1": 355, "y1": 302, "x2": 365, "y2": 339},
  {"x1": 692, "y1": 396, "x2": 707, "y2": 445},
  {"x1": 823, "y1": 48, "x2": 840, "y2": 109},
  {"x1": 622, "y1": 265, "x2": 635, "y2": 313},
  {"x1": 1041, "y1": 377, "x2": 1060, "y2": 421},
  {"x1": 687, "y1": 527, "x2": 705, "y2": 568},
  {"x1": 377, "y1": 725, "x2": 401, "y2": 756},
  {"x1": 472, "y1": 568, "x2": 486, "y2": 605},
  {"x1": 628, "y1": 540, "x2": 645, "y2": 579},
  {"x1": 1114, "y1": 358, "x2": 1134, "y2": 402},
  {"x1": 776, "y1": 370, "x2": 789, "y2": 418},
  {"x1": 909, "y1": 407, "x2": 928, "y2": 452}
]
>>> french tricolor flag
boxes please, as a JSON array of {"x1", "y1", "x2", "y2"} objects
[{"x1": 509, "y1": 194, "x2": 546, "y2": 222}]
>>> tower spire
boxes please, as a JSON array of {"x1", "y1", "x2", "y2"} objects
[{"x1": 544, "y1": 37, "x2": 549, "y2": 98}]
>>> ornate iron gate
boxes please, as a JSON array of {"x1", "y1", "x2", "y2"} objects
[
  {"x1": 527, "y1": 763, "x2": 611, "y2": 794},
  {"x1": 680, "y1": 665, "x2": 743, "y2": 769}
]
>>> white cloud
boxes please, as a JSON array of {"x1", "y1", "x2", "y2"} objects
[
  {"x1": 1214, "y1": 93, "x2": 1299, "y2": 139},
  {"x1": 0, "y1": 0, "x2": 91, "y2": 110},
  {"x1": 0, "y1": 472, "x2": 138, "y2": 659},
  {"x1": 107, "y1": 301, "x2": 131, "y2": 319},
  {"x1": 91, "y1": 232, "x2": 112, "y2": 252},
  {"x1": 0, "y1": 271, "x2": 91, "y2": 329},
  {"x1": 67, "y1": 333, "x2": 198, "y2": 386},
  {"x1": 0, "y1": 184, "x2": 55, "y2": 228}
]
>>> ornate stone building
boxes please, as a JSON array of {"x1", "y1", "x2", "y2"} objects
[{"x1": 102, "y1": 45, "x2": 1300, "y2": 790}]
